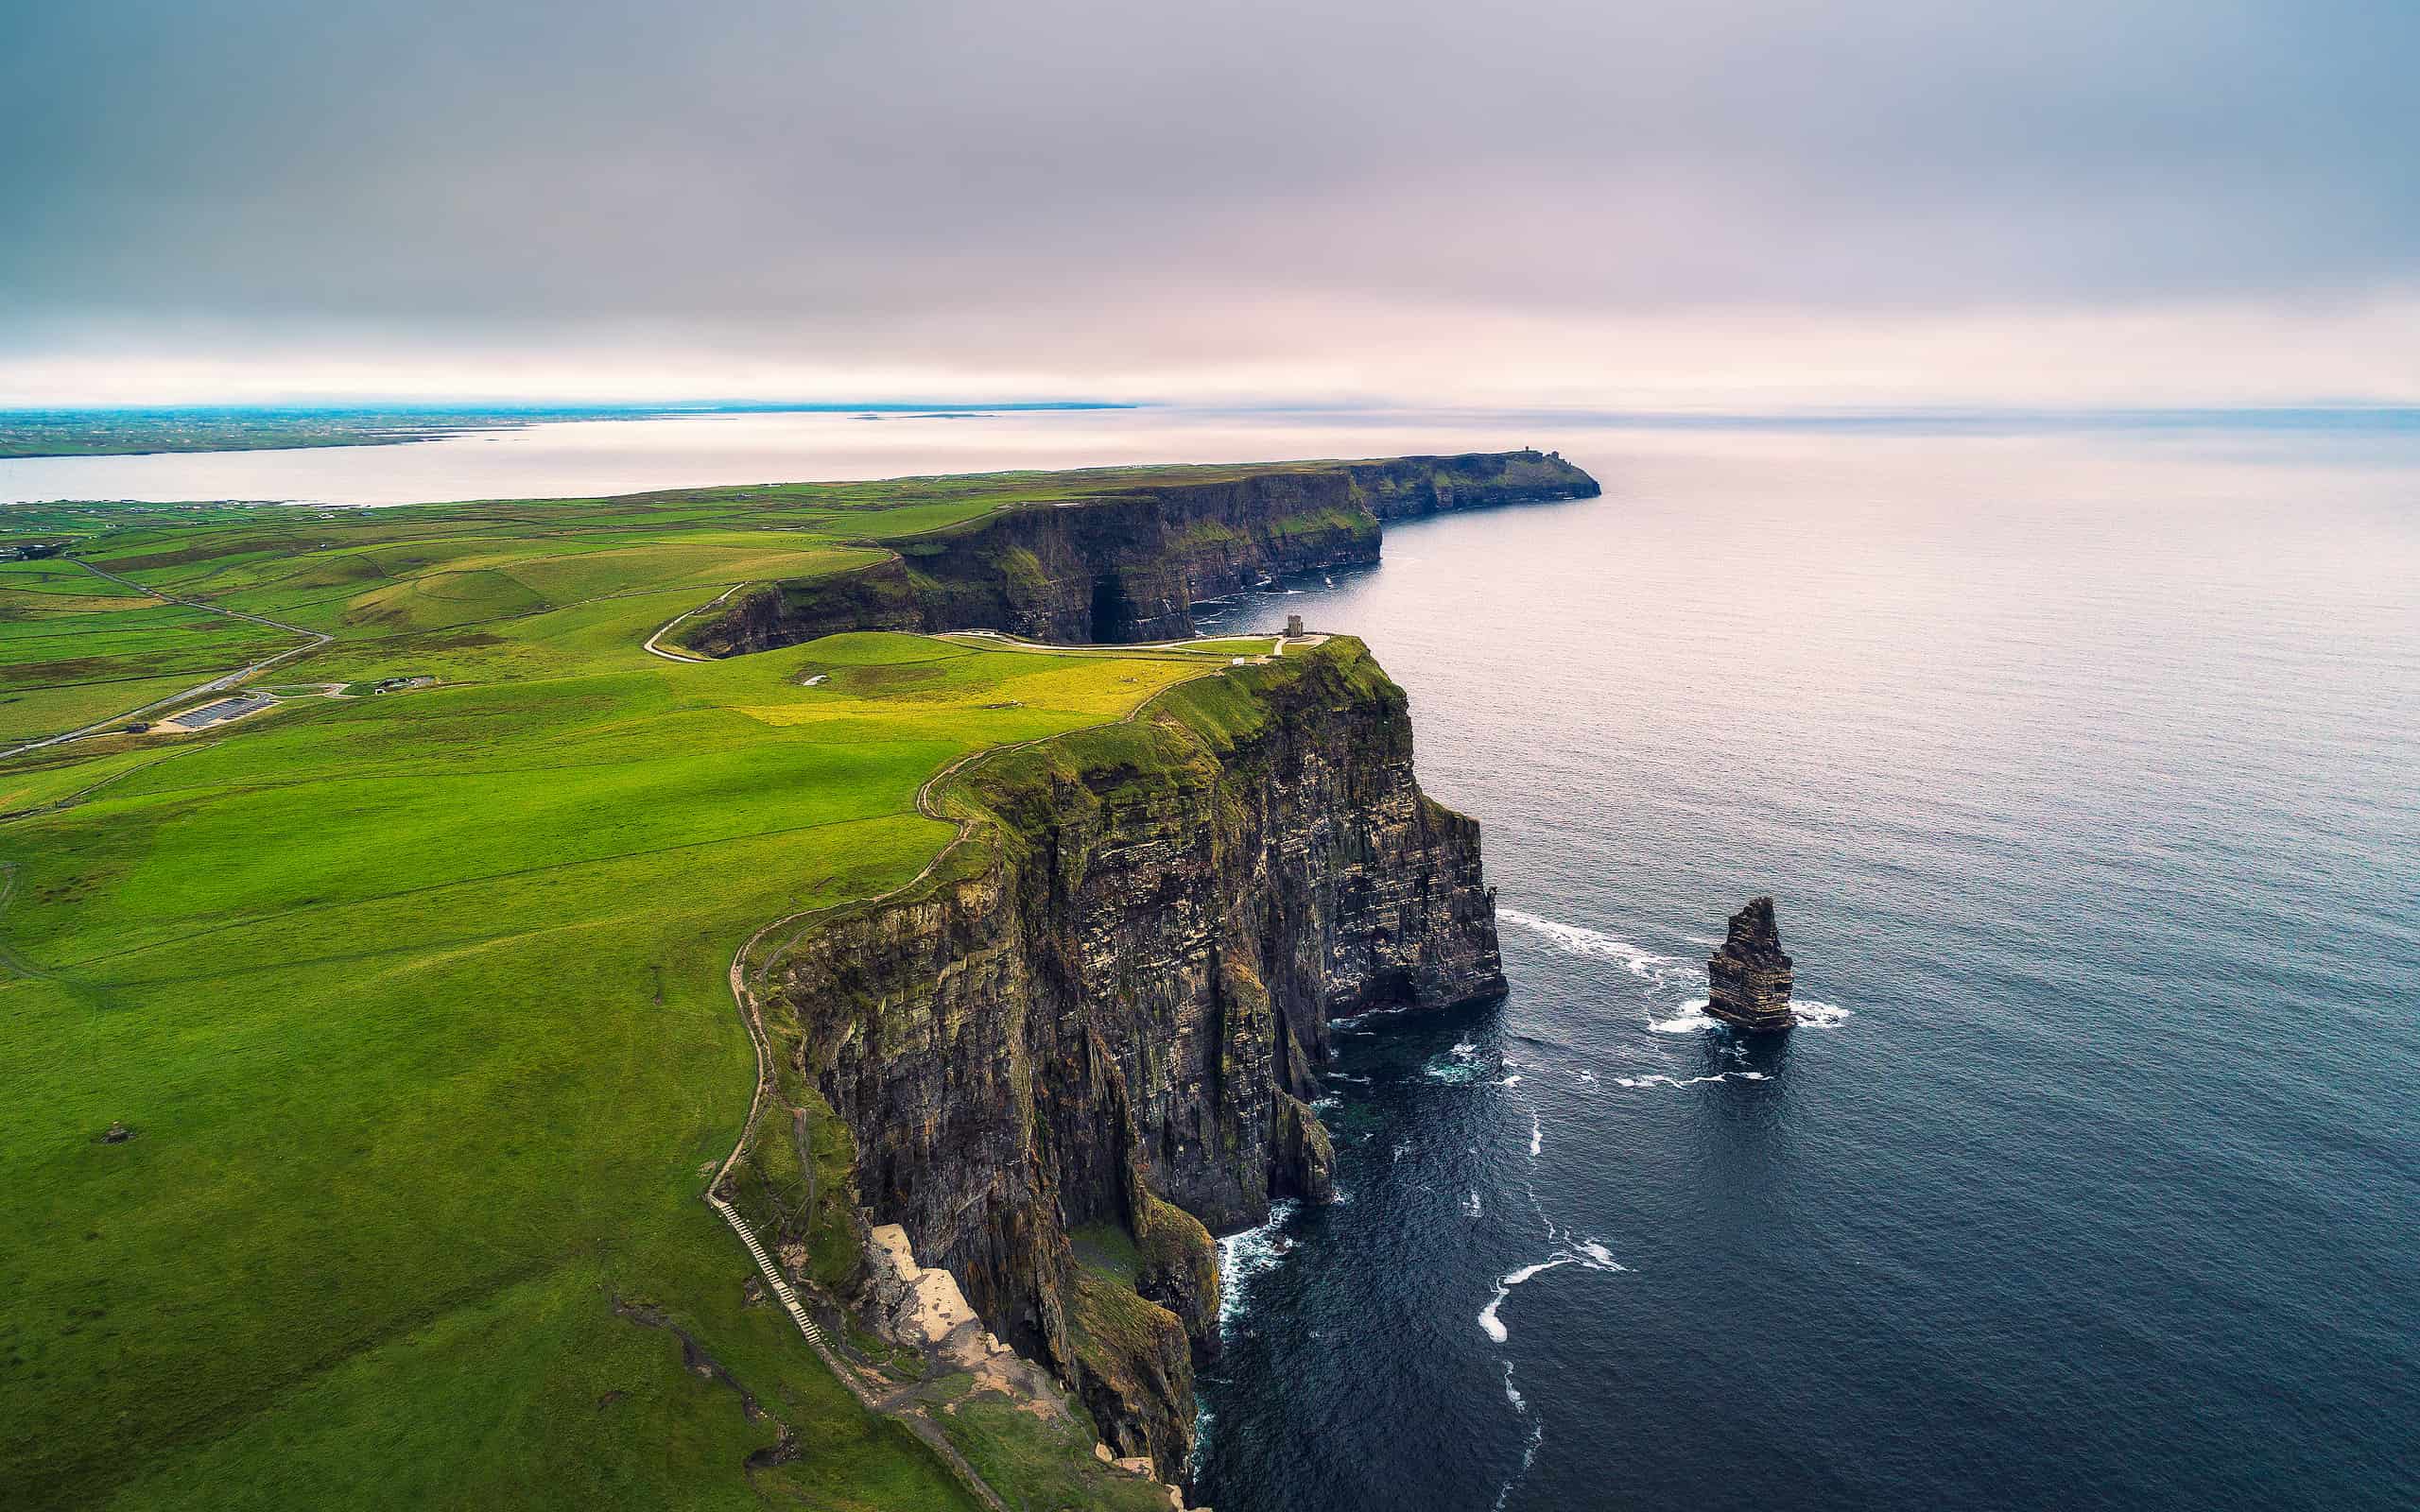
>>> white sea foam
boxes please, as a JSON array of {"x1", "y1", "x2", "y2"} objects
[
  {"x1": 1499, "y1": 1074, "x2": 1523, "y2": 1087},
  {"x1": 1477, "y1": 1240, "x2": 1627, "y2": 1342},
  {"x1": 1463, "y1": 1191, "x2": 1482, "y2": 1218},
  {"x1": 1478, "y1": 1294, "x2": 1512, "y2": 1344},
  {"x1": 1615, "y1": 1070, "x2": 1769, "y2": 1089},
  {"x1": 1529, "y1": 1111, "x2": 1544, "y2": 1158},
  {"x1": 1648, "y1": 999, "x2": 1718, "y2": 1034},
  {"x1": 1216, "y1": 1198, "x2": 1300, "y2": 1332},
  {"x1": 1499, "y1": 907, "x2": 1680, "y2": 981},
  {"x1": 1793, "y1": 999, "x2": 1854, "y2": 1027},
  {"x1": 1492, "y1": 1409, "x2": 1545, "y2": 1512},
  {"x1": 1502, "y1": 1360, "x2": 1526, "y2": 1412},
  {"x1": 1392, "y1": 1140, "x2": 1410, "y2": 1163},
  {"x1": 1425, "y1": 1037, "x2": 1486, "y2": 1083}
]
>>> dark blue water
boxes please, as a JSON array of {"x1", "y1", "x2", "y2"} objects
[{"x1": 1193, "y1": 428, "x2": 2420, "y2": 1511}]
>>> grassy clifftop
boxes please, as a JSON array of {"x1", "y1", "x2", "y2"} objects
[
  {"x1": 675, "y1": 450, "x2": 1597, "y2": 653},
  {"x1": 0, "y1": 458, "x2": 1551, "y2": 1509}
]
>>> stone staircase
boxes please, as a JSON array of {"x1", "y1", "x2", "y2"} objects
[{"x1": 704, "y1": 1192, "x2": 828, "y2": 1349}]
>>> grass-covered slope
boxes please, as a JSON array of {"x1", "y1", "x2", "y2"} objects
[{"x1": 0, "y1": 472, "x2": 1317, "y2": 1509}]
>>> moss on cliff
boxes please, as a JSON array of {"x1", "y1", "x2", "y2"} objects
[
  {"x1": 1066, "y1": 1263, "x2": 1195, "y2": 1466},
  {"x1": 3, "y1": 455, "x2": 1552, "y2": 1511},
  {"x1": 752, "y1": 633, "x2": 1504, "y2": 1486},
  {"x1": 1133, "y1": 1194, "x2": 1220, "y2": 1349},
  {"x1": 934, "y1": 1390, "x2": 1176, "y2": 1512}
]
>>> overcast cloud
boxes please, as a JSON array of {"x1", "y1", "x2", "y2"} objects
[{"x1": 5, "y1": 0, "x2": 2415, "y2": 405}]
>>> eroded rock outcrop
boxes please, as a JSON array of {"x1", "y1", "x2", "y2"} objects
[
  {"x1": 684, "y1": 451, "x2": 1598, "y2": 655},
  {"x1": 1705, "y1": 896, "x2": 1795, "y2": 1031},
  {"x1": 749, "y1": 638, "x2": 1503, "y2": 1480}
]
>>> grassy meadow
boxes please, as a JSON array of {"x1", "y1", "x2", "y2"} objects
[{"x1": 0, "y1": 474, "x2": 1279, "y2": 1508}]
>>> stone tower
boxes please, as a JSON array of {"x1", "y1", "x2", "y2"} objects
[{"x1": 1705, "y1": 896, "x2": 1794, "y2": 1031}]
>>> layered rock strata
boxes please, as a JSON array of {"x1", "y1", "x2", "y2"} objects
[
  {"x1": 685, "y1": 451, "x2": 1597, "y2": 655},
  {"x1": 750, "y1": 639, "x2": 1504, "y2": 1480},
  {"x1": 1705, "y1": 896, "x2": 1795, "y2": 1031}
]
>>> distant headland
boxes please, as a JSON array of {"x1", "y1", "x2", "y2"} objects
[{"x1": 0, "y1": 402, "x2": 1136, "y2": 459}]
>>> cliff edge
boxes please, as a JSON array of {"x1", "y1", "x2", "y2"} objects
[
  {"x1": 726, "y1": 637, "x2": 1503, "y2": 1481},
  {"x1": 683, "y1": 450, "x2": 1597, "y2": 654}
]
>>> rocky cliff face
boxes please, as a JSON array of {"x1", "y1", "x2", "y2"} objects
[
  {"x1": 750, "y1": 640, "x2": 1504, "y2": 1480},
  {"x1": 1706, "y1": 896, "x2": 1795, "y2": 1031},
  {"x1": 685, "y1": 451, "x2": 1597, "y2": 655}
]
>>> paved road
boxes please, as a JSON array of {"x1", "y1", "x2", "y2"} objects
[
  {"x1": 642, "y1": 585, "x2": 739, "y2": 662},
  {"x1": 0, "y1": 560, "x2": 332, "y2": 761}
]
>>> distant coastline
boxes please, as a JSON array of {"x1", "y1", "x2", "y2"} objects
[{"x1": 0, "y1": 401, "x2": 1135, "y2": 459}]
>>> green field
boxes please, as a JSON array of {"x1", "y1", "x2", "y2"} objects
[{"x1": 0, "y1": 473, "x2": 1288, "y2": 1509}]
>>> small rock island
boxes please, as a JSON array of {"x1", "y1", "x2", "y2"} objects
[{"x1": 1706, "y1": 896, "x2": 1796, "y2": 1031}]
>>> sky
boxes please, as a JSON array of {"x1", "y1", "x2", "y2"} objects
[{"x1": 5, "y1": 0, "x2": 2415, "y2": 409}]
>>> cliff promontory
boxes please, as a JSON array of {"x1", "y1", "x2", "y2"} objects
[
  {"x1": 730, "y1": 638, "x2": 1505, "y2": 1482},
  {"x1": 683, "y1": 450, "x2": 1597, "y2": 654}
]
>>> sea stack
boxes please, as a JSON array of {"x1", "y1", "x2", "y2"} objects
[{"x1": 1705, "y1": 896, "x2": 1795, "y2": 1031}]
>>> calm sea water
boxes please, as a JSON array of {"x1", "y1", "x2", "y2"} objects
[
  {"x1": 0, "y1": 405, "x2": 1701, "y2": 506},
  {"x1": 1194, "y1": 429, "x2": 2420, "y2": 1511},
  {"x1": 12, "y1": 410, "x2": 2415, "y2": 1508}
]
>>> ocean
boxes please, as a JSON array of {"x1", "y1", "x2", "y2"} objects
[
  {"x1": 1191, "y1": 425, "x2": 2420, "y2": 1511},
  {"x1": 10, "y1": 407, "x2": 2413, "y2": 1509}
]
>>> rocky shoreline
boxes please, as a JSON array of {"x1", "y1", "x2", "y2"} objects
[
  {"x1": 709, "y1": 453, "x2": 1589, "y2": 1496},
  {"x1": 683, "y1": 451, "x2": 1598, "y2": 655}
]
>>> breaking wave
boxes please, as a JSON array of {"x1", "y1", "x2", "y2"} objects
[
  {"x1": 1477, "y1": 1239, "x2": 1627, "y2": 1343},
  {"x1": 1615, "y1": 1070, "x2": 1770, "y2": 1089},
  {"x1": 1499, "y1": 907, "x2": 1682, "y2": 982},
  {"x1": 1216, "y1": 1199, "x2": 1299, "y2": 1332},
  {"x1": 1648, "y1": 999, "x2": 1717, "y2": 1034},
  {"x1": 1425, "y1": 1037, "x2": 1487, "y2": 1084}
]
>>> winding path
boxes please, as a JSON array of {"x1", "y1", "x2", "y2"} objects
[
  {"x1": 688, "y1": 608, "x2": 1253, "y2": 1512},
  {"x1": 642, "y1": 585, "x2": 739, "y2": 662},
  {"x1": 700, "y1": 782, "x2": 1027, "y2": 1510}
]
